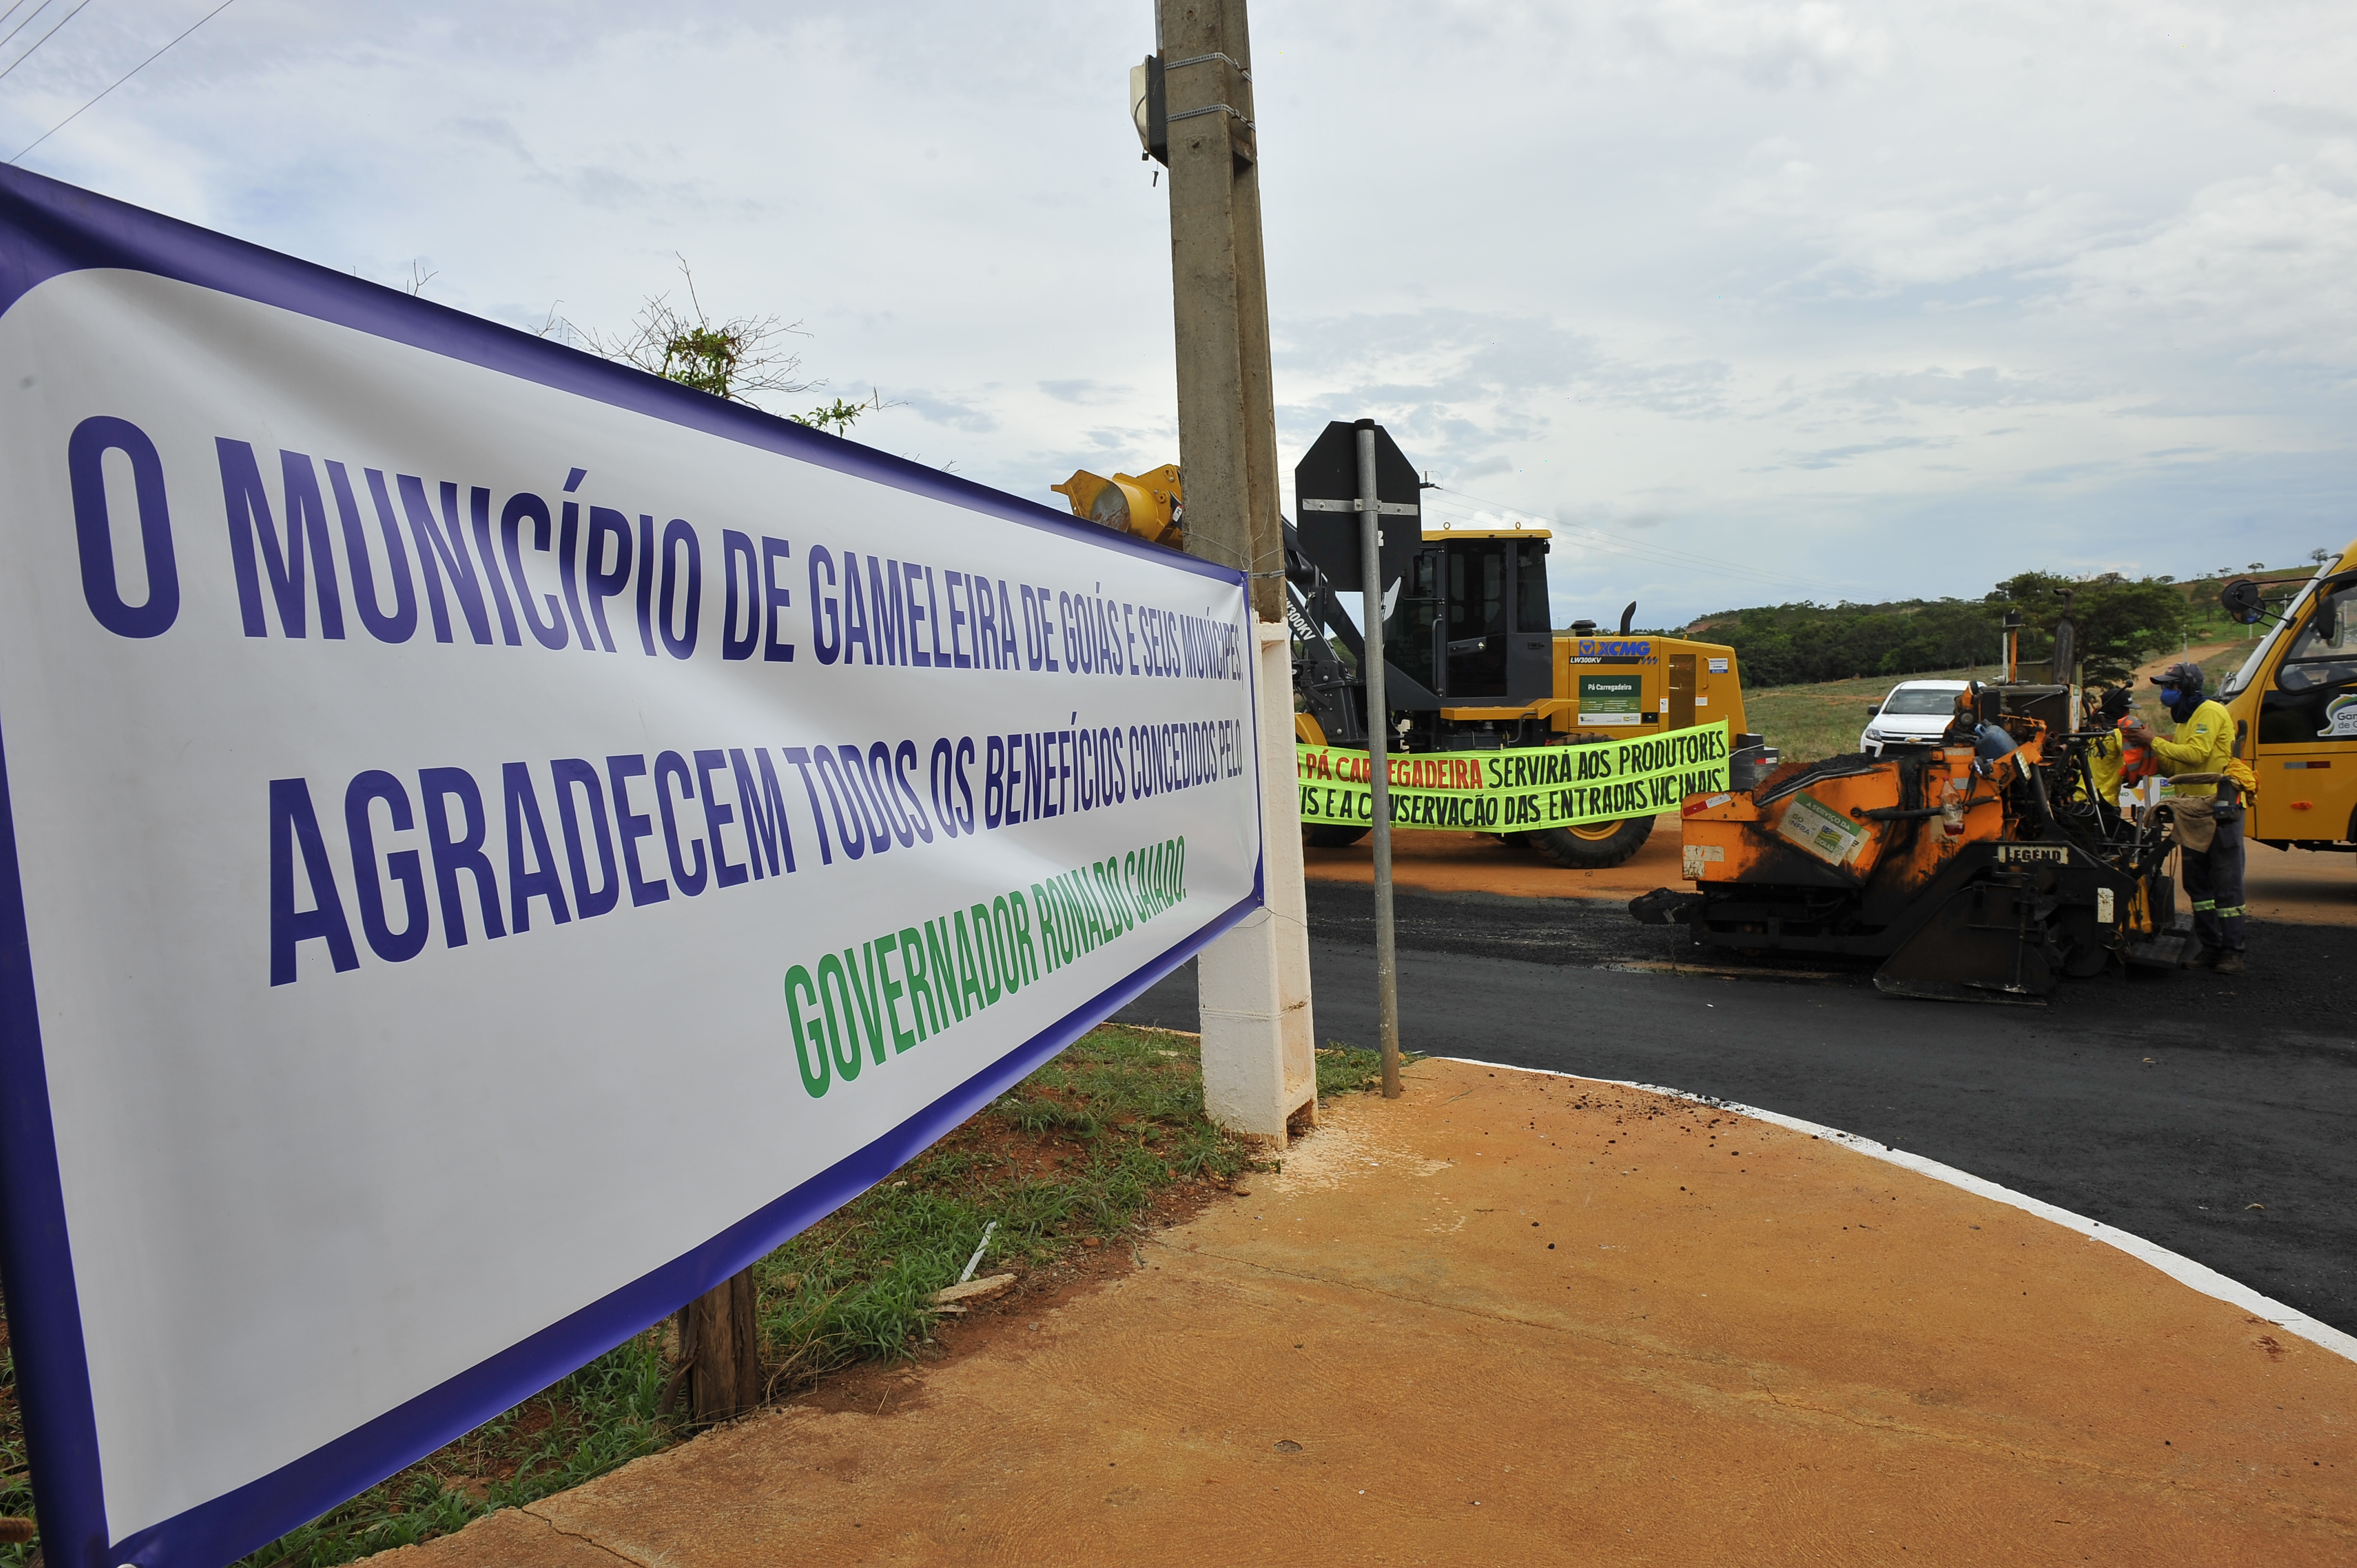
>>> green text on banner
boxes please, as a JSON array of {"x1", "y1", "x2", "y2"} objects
[{"x1": 1296, "y1": 722, "x2": 1731, "y2": 832}]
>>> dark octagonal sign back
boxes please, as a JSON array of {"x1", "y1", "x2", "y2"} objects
[{"x1": 1293, "y1": 420, "x2": 1420, "y2": 593}]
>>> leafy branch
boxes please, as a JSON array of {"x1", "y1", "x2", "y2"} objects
[
  {"x1": 573, "y1": 255, "x2": 815, "y2": 405},
  {"x1": 571, "y1": 257, "x2": 897, "y2": 438},
  {"x1": 790, "y1": 392, "x2": 891, "y2": 438}
]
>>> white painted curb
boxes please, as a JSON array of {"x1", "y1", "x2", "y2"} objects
[{"x1": 1443, "y1": 1054, "x2": 2357, "y2": 1366}]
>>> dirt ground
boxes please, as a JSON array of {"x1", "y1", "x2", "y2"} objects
[
  {"x1": 1303, "y1": 818, "x2": 2356, "y2": 927},
  {"x1": 1303, "y1": 818, "x2": 1685, "y2": 902},
  {"x1": 387, "y1": 1059, "x2": 2356, "y2": 1568},
  {"x1": 2240, "y1": 840, "x2": 2357, "y2": 925}
]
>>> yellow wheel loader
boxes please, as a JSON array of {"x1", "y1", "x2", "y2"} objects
[
  {"x1": 1054, "y1": 423, "x2": 1777, "y2": 870},
  {"x1": 1282, "y1": 527, "x2": 1770, "y2": 868}
]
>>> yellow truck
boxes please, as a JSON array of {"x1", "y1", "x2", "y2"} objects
[{"x1": 2219, "y1": 537, "x2": 2357, "y2": 856}]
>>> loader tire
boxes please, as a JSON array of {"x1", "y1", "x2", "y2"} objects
[
  {"x1": 1524, "y1": 815, "x2": 1655, "y2": 870},
  {"x1": 1303, "y1": 824, "x2": 1370, "y2": 849}
]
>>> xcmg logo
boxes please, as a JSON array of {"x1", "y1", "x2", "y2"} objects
[{"x1": 1574, "y1": 639, "x2": 1651, "y2": 658}]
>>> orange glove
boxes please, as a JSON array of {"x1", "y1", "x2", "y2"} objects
[{"x1": 2116, "y1": 716, "x2": 2158, "y2": 785}]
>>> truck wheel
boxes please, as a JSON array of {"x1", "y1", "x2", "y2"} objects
[
  {"x1": 1524, "y1": 816, "x2": 1655, "y2": 869},
  {"x1": 1303, "y1": 824, "x2": 1370, "y2": 849}
]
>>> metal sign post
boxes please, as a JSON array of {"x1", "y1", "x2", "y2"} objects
[
  {"x1": 1355, "y1": 420, "x2": 1402, "y2": 1097},
  {"x1": 1295, "y1": 417, "x2": 1418, "y2": 1096}
]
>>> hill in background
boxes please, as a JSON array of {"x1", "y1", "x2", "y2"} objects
[{"x1": 1675, "y1": 559, "x2": 2325, "y2": 690}]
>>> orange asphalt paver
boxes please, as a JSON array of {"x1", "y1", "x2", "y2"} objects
[
  {"x1": 389, "y1": 1060, "x2": 2354, "y2": 1567},
  {"x1": 1305, "y1": 819, "x2": 2357, "y2": 927}
]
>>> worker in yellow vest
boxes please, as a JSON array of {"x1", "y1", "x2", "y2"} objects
[
  {"x1": 2081, "y1": 686, "x2": 2131, "y2": 804},
  {"x1": 2123, "y1": 661, "x2": 2250, "y2": 974}
]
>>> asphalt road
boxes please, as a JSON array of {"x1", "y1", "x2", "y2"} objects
[{"x1": 1118, "y1": 881, "x2": 2357, "y2": 1333}]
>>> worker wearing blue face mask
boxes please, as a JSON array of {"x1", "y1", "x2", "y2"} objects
[{"x1": 2118, "y1": 660, "x2": 2245, "y2": 974}]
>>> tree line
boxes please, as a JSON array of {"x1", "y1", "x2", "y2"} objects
[{"x1": 1690, "y1": 570, "x2": 2192, "y2": 689}]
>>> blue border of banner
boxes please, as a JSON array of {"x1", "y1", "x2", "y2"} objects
[
  {"x1": 0, "y1": 163, "x2": 1263, "y2": 1568},
  {"x1": 0, "y1": 163, "x2": 1238, "y2": 585},
  {"x1": 110, "y1": 896, "x2": 1252, "y2": 1568}
]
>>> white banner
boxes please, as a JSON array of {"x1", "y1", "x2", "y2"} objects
[{"x1": 0, "y1": 167, "x2": 1261, "y2": 1568}]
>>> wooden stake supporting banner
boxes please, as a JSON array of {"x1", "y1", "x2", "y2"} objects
[{"x1": 676, "y1": 1268, "x2": 761, "y2": 1423}]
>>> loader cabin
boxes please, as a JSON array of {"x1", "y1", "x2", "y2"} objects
[
  {"x1": 2218, "y1": 536, "x2": 2357, "y2": 853},
  {"x1": 1048, "y1": 469, "x2": 1751, "y2": 762},
  {"x1": 1401, "y1": 525, "x2": 1750, "y2": 744}
]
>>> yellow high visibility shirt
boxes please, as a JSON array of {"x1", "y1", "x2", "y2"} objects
[
  {"x1": 2151, "y1": 698, "x2": 2235, "y2": 798},
  {"x1": 2085, "y1": 729, "x2": 2124, "y2": 801}
]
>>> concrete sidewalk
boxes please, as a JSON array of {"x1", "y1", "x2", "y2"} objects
[{"x1": 391, "y1": 1059, "x2": 2355, "y2": 1566}]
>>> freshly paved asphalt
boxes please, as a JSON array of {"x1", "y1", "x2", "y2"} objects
[{"x1": 1118, "y1": 881, "x2": 2357, "y2": 1333}]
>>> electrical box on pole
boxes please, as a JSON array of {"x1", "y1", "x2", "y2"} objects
[{"x1": 1131, "y1": 55, "x2": 1169, "y2": 166}]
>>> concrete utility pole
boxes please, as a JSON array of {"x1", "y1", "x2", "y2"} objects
[
  {"x1": 1157, "y1": 0, "x2": 1318, "y2": 1146},
  {"x1": 1355, "y1": 422, "x2": 1402, "y2": 1098}
]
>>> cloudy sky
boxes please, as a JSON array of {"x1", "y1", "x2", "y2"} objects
[{"x1": 4, "y1": 1, "x2": 2351, "y2": 626}]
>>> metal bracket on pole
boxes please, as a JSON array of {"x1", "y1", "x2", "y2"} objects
[
  {"x1": 1356, "y1": 420, "x2": 1402, "y2": 1099},
  {"x1": 1163, "y1": 50, "x2": 1254, "y2": 81},
  {"x1": 1299, "y1": 498, "x2": 1418, "y2": 515},
  {"x1": 1167, "y1": 102, "x2": 1254, "y2": 128}
]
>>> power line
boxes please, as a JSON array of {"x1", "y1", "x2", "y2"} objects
[
  {"x1": 0, "y1": 0, "x2": 90, "y2": 87},
  {"x1": 12, "y1": 0, "x2": 239, "y2": 166},
  {"x1": 0, "y1": 0, "x2": 65, "y2": 60}
]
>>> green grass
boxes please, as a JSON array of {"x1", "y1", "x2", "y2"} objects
[
  {"x1": 215, "y1": 1337, "x2": 675, "y2": 1567},
  {"x1": 1, "y1": 1323, "x2": 26, "y2": 1567},
  {"x1": 753, "y1": 1026, "x2": 1260, "y2": 1381},
  {"x1": 1743, "y1": 665, "x2": 1981, "y2": 764},
  {"x1": 0, "y1": 1030, "x2": 1396, "y2": 1568},
  {"x1": 1741, "y1": 640, "x2": 2271, "y2": 764}
]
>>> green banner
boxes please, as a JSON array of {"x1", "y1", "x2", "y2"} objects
[
  {"x1": 1296, "y1": 722, "x2": 1732, "y2": 833},
  {"x1": 1576, "y1": 672, "x2": 1645, "y2": 728}
]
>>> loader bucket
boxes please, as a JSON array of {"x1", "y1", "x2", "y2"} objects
[{"x1": 1872, "y1": 876, "x2": 2055, "y2": 1005}]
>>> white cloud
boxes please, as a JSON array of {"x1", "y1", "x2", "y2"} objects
[
  {"x1": 1824, "y1": 366, "x2": 2070, "y2": 411},
  {"x1": 1629, "y1": 1, "x2": 1895, "y2": 87},
  {"x1": 2048, "y1": 146, "x2": 2357, "y2": 365},
  {"x1": 0, "y1": 0, "x2": 2347, "y2": 621}
]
